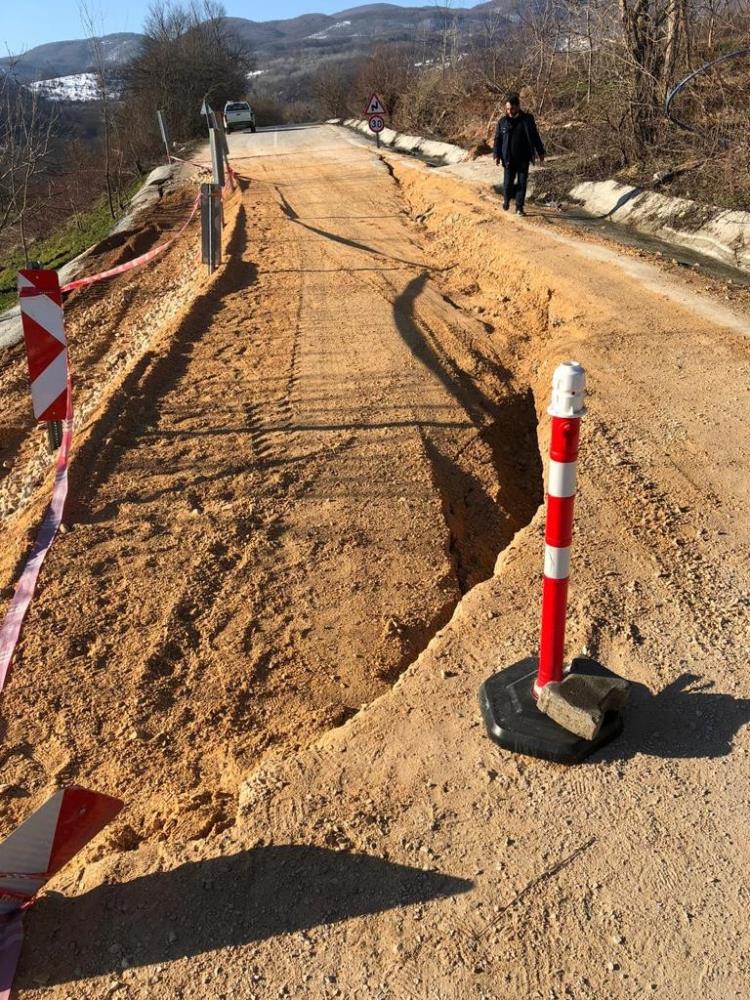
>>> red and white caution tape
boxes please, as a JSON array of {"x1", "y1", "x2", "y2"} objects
[
  {"x1": 0, "y1": 379, "x2": 72, "y2": 697},
  {"x1": 61, "y1": 190, "x2": 200, "y2": 294},
  {"x1": 169, "y1": 153, "x2": 212, "y2": 173},
  {"x1": 169, "y1": 153, "x2": 238, "y2": 194},
  {"x1": 0, "y1": 911, "x2": 23, "y2": 1000},
  {"x1": 224, "y1": 163, "x2": 237, "y2": 195},
  {"x1": 0, "y1": 187, "x2": 202, "y2": 692}
]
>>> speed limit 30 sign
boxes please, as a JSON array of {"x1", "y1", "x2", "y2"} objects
[{"x1": 368, "y1": 115, "x2": 385, "y2": 134}]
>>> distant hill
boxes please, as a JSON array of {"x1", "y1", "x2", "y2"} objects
[
  {"x1": 0, "y1": 34, "x2": 143, "y2": 82},
  {"x1": 1, "y1": 3, "x2": 512, "y2": 89},
  {"x1": 226, "y1": 3, "x2": 513, "y2": 56}
]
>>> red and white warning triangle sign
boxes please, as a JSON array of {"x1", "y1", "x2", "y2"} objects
[
  {"x1": 364, "y1": 93, "x2": 386, "y2": 116},
  {"x1": 0, "y1": 787, "x2": 123, "y2": 999}
]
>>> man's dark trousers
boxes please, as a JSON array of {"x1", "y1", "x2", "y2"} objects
[{"x1": 503, "y1": 161, "x2": 529, "y2": 211}]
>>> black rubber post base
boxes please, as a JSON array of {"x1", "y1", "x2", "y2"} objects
[{"x1": 478, "y1": 656, "x2": 624, "y2": 764}]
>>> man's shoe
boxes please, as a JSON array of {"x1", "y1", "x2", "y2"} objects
[
  {"x1": 515, "y1": 207, "x2": 526, "y2": 216},
  {"x1": 502, "y1": 201, "x2": 510, "y2": 211}
]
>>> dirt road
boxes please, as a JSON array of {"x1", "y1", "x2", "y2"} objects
[{"x1": 1, "y1": 124, "x2": 749, "y2": 999}]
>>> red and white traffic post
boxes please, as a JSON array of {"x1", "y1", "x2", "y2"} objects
[
  {"x1": 18, "y1": 268, "x2": 70, "y2": 451},
  {"x1": 534, "y1": 361, "x2": 585, "y2": 697},
  {"x1": 479, "y1": 360, "x2": 626, "y2": 763}
]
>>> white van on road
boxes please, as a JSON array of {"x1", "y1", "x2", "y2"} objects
[{"x1": 223, "y1": 101, "x2": 256, "y2": 133}]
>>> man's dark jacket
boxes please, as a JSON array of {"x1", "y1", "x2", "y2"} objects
[{"x1": 493, "y1": 112, "x2": 545, "y2": 166}]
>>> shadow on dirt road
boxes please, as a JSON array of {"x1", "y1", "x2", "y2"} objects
[
  {"x1": 20, "y1": 846, "x2": 472, "y2": 985},
  {"x1": 598, "y1": 673, "x2": 750, "y2": 761}
]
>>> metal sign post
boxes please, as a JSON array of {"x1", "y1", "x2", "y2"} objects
[
  {"x1": 201, "y1": 183, "x2": 222, "y2": 274},
  {"x1": 209, "y1": 127, "x2": 225, "y2": 188},
  {"x1": 156, "y1": 109, "x2": 171, "y2": 163}
]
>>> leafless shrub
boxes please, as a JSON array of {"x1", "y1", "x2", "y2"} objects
[{"x1": 121, "y1": 0, "x2": 254, "y2": 143}]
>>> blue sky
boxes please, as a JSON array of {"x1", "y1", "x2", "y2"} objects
[{"x1": 3, "y1": 0, "x2": 473, "y2": 55}]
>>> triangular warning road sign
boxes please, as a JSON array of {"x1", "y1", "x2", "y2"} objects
[{"x1": 364, "y1": 93, "x2": 386, "y2": 116}]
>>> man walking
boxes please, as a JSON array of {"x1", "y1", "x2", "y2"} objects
[{"x1": 493, "y1": 93, "x2": 545, "y2": 216}]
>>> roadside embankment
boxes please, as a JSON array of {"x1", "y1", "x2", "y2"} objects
[
  {"x1": 330, "y1": 120, "x2": 750, "y2": 280},
  {"x1": 0, "y1": 164, "x2": 184, "y2": 351},
  {"x1": 0, "y1": 167, "x2": 207, "y2": 527}
]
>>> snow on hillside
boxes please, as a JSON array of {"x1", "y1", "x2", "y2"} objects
[
  {"x1": 28, "y1": 73, "x2": 116, "y2": 102},
  {"x1": 307, "y1": 20, "x2": 353, "y2": 40},
  {"x1": 98, "y1": 36, "x2": 139, "y2": 63}
]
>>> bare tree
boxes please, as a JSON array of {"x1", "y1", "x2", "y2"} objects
[
  {"x1": 313, "y1": 60, "x2": 360, "y2": 119},
  {"x1": 0, "y1": 64, "x2": 56, "y2": 263},
  {"x1": 79, "y1": 2, "x2": 119, "y2": 218},
  {"x1": 121, "y1": 0, "x2": 254, "y2": 142},
  {"x1": 356, "y1": 45, "x2": 415, "y2": 118}
]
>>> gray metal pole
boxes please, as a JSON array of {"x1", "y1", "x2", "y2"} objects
[
  {"x1": 209, "y1": 128, "x2": 225, "y2": 188},
  {"x1": 201, "y1": 183, "x2": 222, "y2": 274},
  {"x1": 157, "y1": 110, "x2": 171, "y2": 163},
  {"x1": 209, "y1": 109, "x2": 230, "y2": 157}
]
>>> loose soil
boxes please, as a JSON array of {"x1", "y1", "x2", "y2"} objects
[{"x1": 0, "y1": 125, "x2": 748, "y2": 1000}]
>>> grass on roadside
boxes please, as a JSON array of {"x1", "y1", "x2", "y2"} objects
[{"x1": 0, "y1": 178, "x2": 143, "y2": 314}]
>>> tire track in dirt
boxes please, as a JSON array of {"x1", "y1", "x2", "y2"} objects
[{"x1": 0, "y1": 189, "x2": 204, "y2": 528}]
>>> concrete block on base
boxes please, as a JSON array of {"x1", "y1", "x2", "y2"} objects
[
  {"x1": 479, "y1": 656, "x2": 626, "y2": 764},
  {"x1": 537, "y1": 672, "x2": 630, "y2": 740}
]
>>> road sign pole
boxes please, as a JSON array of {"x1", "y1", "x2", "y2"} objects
[
  {"x1": 47, "y1": 420, "x2": 63, "y2": 452},
  {"x1": 18, "y1": 265, "x2": 69, "y2": 454},
  {"x1": 22, "y1": 260, "x2": 64, "y2": 453},
  {"x1": 364, "y1": 94, "x2": 387, "y2": 146},
  {"x1": 367, "y1": 113, "x2": 386, "y2": 142}
]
